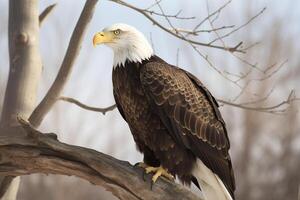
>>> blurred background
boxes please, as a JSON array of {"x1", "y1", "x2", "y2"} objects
[{"x1": 0, "y1": 0, "x2": 299, "y2": 199}]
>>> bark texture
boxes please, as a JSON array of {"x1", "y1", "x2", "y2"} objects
[
  {"x1": 0, "y1": 119, "x2": 203, "y2": 200},
  {"x1": 0, "y1": 0, "x2": 42, "y2": 199}
]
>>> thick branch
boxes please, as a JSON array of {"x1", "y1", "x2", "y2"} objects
[
  {"x1": 0, "y1": 119, "x2": 203, "y2": 200},
  {"x1": 29, "y1": 0, "x2": 99, "y2": 128}
]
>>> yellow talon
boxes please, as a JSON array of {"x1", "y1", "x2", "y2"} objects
[{"x1": 145, "y1": 166, "x2": 174, "y2": 183}]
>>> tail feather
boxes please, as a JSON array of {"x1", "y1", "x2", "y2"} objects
[{"x1": 192, "y1": 159, "x2": 233, "y2": 200}]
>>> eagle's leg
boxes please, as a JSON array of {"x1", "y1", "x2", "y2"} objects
[{"x1": 145, "y1": 165, "x2": 174, "y2": 183}]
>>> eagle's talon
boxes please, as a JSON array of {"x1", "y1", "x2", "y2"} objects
[{"x1": 145, "y1": 166, "x2": 174, "y2": 183}]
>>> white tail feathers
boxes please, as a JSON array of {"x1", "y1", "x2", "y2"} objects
[{"x1": 192, "y1": 159, "x2": 233, "y2": 200}]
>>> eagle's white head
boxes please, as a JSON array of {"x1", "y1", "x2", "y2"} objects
[{"x1": 93, "y1": 23, "x2": 153, "y2": 67}]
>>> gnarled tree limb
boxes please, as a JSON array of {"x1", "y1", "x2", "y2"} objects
[{"x1": 0, "y1": 119, "x2": 203, "y2": 200}]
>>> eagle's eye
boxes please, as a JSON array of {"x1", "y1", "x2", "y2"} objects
[{"x1": 113, "y1": 29, "x2": 121, "y2": 35}]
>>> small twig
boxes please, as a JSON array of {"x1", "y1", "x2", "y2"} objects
[
  {"x1": 169, "y1": 25, "x2": 235, "y2": 36},
  {"x1": 144, "y1": 9, "x2": 195, "y2": 20},
  {"x1": 240, "y1": 42, "x2": 261, "y2": 51},
  {"x1": 238, "y1": 86, "x2": 275, "y2": 105},
  {"x1": 58, "y1": 96, "x2": 116, "y2": 115},
  {"x1": 190, "y1": 44, "x2": 243, "y2": 89},
  {"x1": 218, "y1": 90, "x2": 300, "y2": 114},
  {"x1": 39, "y1": 4, "x2": 57, "y2": 26},
  {"x1": 251, "y1": 60, "x2": 287, "y2": 82},
  {"x1": 29, "y1": 0, "x2": 99, "y2": 128},
  {"x1": 145, "y1": 0, "x2": 163, "y2": 10},
  {"x1": 190, "y1": 0, "x2": 232, "y2": 35},
  {"x1": 224, "y1": 68, "x2": 252, "y2": 82}
]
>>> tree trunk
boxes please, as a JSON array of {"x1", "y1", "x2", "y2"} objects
[{"x1": 0, "y1": 0, "x2": 42, "y2": 199}]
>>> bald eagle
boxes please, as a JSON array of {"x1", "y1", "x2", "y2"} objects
[{"x1": 93, "y1": 23, "x2": 235, "y2": 200}]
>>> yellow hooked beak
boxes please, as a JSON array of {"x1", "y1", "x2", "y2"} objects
[{"x1": 93, "y1": 31, "x2": 114, "y2": 46}]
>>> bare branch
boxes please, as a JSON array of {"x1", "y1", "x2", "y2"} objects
[
  {"x1": 39, "y1": 3, "x2": 57, "y2": 26},
  {"x1": 144, "y1": 9, "x2": 195, "y2": 20},
  {"x1": 190, "y1": 44, "x2": 243, "y2": 89},
  {"x1": 239, "y1": 86, "x2": 275, "y2": 106},
  {"x1": 0, "y1": 119, "x2": 203, "y2": 200},
  {"x1": 58, "y1": 92, "x2": 300, "y2": 115},
  {"x1": 191, "y1": 0, "x2": 232, "y2": 34},
  {"x1": 145, "y1": 0, "x2": 163, "y2": 10},
  {"x1": 108, "y1": 0, "x2": 244, "y2": 53},
  {"x1": 58, "y1": 96, "x2": 116, "y2": 115},
  {"x1": 169, "y1": 26, "x2": 235, "y2": 36},
  {"x1": 29, "y1": 0, "x2": 99, "y2": 128},
  {"x1": 218, "y1": 90, "x2": 300, "y2": 114}
]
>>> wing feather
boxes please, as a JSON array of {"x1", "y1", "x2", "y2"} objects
[{"x1": 140, "y1": 60, "x2": 235, "y2": 197}]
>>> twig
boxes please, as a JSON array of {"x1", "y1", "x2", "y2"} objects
[
  {"x1": 240, "y1": 42, "x2": 260, "y2": 52},
  {"x1": 240, "y1": 87, "x2": 276, "y2": 106},
  {"x1": 169, "y1": 25, "x2": 235, "y2": 36},
  {"x1": 108, "y1": 0, "x2": 244, "y2": 53},
  {"x1": 145, "y1": 0, "x2": 163, "y2": 10},
  {"x1": 29, "y1": 0, "x2": 99, "y2": 128},
  {"x1": 59, "y1": 93, "x2": 300, "y2": 115},
  {"x1": 190, "y1": 44, "x2": 243, "y2": 89},
  {"x1": 218, "y1": 90, "x2": 300, "y2": 114},
  {"x1": 209, "y1": 7, "x2": 266, "y2": 44},
  {"x1": 251, "y1": 60, "x2": 287, "y2": 82},
  {"x1": 39, "y1": 4, "x2": 57, "y2": 26},
  {"x1": 191, "y1": 0, "x2": 232, "y2": 34},
  {"x1": 58, "y1": 96, "x2": 116, "y2": 115},
  {"x1": 144, "y1": 9, "x2": 195, "y2": 20}
]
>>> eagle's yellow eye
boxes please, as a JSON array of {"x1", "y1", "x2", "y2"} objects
[{"x1": 113, "y1": 29, "x2": 121, "y2": 35}]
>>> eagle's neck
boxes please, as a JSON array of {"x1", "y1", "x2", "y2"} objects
[{"x1": 112, "y1": 36, "x2": 153, "y2": 67}]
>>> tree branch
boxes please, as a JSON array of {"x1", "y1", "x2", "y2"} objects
[
  {"x1": 208, "y1": 7, "x2": 266, "y2": 45},
  {"x1": 39, "y1": 3, "x2": 57, "y2": 26},
  {"x1": 57, "y1": 93, "x2": 300, "y2": 115},
  {"x1": 0, "y1": 119, "x2": 203, "y2": 200},
  {"x1": 29, "y1": 0, "x2": 99, "y2": 128},
  {"x1": 58, "y1": 96, "x2": 117, "y2": 115},
  {"x1": 218, "y1": 90, "x2": 300, "y2": 114}
]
